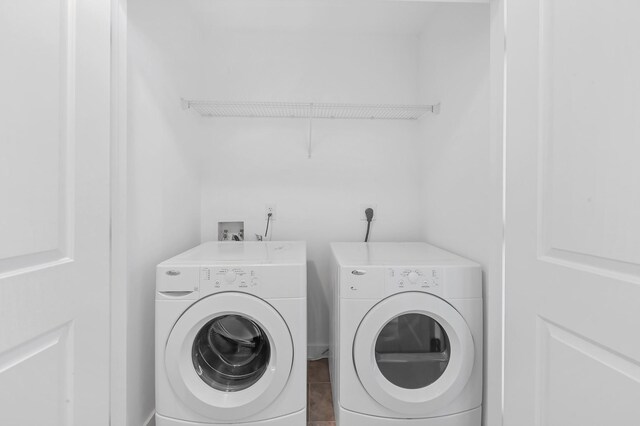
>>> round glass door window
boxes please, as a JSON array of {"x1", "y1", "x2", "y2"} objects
[
  {"x1": 375, "y1": 313, "x2": 450, "y2": 389},
  {"x1": 192, "y1": 314, "x2": 271, "y2": 392}
]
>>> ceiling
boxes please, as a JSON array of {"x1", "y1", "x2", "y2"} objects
[{"x1": 180, "y1": 0, "x2": 446, "y2": 35}]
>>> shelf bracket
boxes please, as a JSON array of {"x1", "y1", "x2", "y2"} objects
[
  {"x1": 307, "y1": 103, "x2": 313, "y2": 159},
  {"x1": 308, "y1": 117, "x2": 313, "y2": 159},
  {"x1": 432, "y1": 103, "x2": 441, "y2": 115}
]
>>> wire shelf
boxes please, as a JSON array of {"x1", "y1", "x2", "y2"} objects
[{"x1": 182, "y1": 100, "x2": 440, "y2": 120}]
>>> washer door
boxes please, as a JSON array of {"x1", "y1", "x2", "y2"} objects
[
  {"x1": 353, "y1": 292, "x2": 474, "y2": 415},
  {"x1": 165, "y1": 292, "x2": 293, "y2": 421}
]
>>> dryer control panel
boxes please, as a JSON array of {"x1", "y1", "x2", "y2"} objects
[{"x1": 386, "y1": 267, "x2": 443, "y2": 297}]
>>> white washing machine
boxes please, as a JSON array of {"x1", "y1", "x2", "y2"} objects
[
  {"x1": 155, "y1": 241, "x2": 307, "y2": 426},
  {"x1": 329, "y1": 243, "x2": 482, "y2": 425}
]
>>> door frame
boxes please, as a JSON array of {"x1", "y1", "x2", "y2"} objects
[
  {"x1": 487, "y1": 1, "x2": 506, "y2": 426},
  {"x1": 110, "y1": 0, "x2": 130, "y2": 424},
  {"x1": 107, "y1": 1, "x2": 506, "y2": 425}
]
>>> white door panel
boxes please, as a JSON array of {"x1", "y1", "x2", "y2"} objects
[
  {"x1": 0, "y1": 325, "x2": 73, "y2": 424},
  {"x1": 539, "y1": 0, "x2": 640, "y2": 272},
  {"x1": 0, "y1": 0, "x2": 74, "y2": 272},
  {"x1": 505, "y1": 0, "x2": 640, "y2": 425},
  {"x1": 537, "y1": 319, "x2": 640, "y2": 425},
  {"x1": 0, "y1": 0, "x2": 111, "y2": 424}
]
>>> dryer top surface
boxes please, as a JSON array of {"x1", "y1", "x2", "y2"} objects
[{"x1": 331, "y1": 242, "x2": 479, "y2": 268}]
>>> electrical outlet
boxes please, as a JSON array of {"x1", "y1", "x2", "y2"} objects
[
  {"x1": 265, "y1": 204, "x2": 276, "y2": 221},
  {"x1": 360, "y1": 204, "x2": 377, "y2": 221}
]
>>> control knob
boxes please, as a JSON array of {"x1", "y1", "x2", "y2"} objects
[
  {"x1": 408, "y1": 271, "x2": 419, "y2": 284},
  {"x1": 225, "y1": 270, "x2": 237, "y2": 283}
]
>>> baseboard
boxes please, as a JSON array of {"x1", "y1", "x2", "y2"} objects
[
  {"x1": 307, "y1": 344, "x2": 328, "y2": 360},
  {"x1": 144, "y1": 411, "x2": 156, "y2": 426}
]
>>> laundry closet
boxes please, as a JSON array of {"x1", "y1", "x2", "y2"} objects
[{"x1": 120, "y1": 0, "x2": 502, "y2": 425}]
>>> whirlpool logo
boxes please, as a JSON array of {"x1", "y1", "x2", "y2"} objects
[
  {"x1": 351, "y1": 270, "x2": 366, "y2": 276},
  {"x1": 166, "y1": 270, "x2": 181, "y2": 276}
]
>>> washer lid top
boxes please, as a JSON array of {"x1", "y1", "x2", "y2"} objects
[{"x1": 159, "y1": 241, "x2": 306, "y2": 266}]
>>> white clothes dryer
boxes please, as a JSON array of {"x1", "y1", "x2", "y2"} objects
[
  {"x1": 330, "y1": 243, "x2": 482, "y2": 425},
  {"x1": 155, "y1": 242, "x2": 306, "y2": 426}
]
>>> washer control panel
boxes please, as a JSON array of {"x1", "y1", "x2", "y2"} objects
[
  {"x1": 386, "y1": 267, "x2": 443, "y2": 296},
  {"x1": 200, "y1": 267, "x2": 260, "y2": 292},
  {"x1": 196, "y1": 265, "x2": 305, "y2": 298}
]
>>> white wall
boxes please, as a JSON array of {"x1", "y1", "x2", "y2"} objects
[
  {"x1": 416, "y1": 4, "x2": 500, "y2": 426},
  {"x1": 126, "y1": 1, "x2": 203, "y2": 424},
  {"x1": 123, "y1": 2, "x2": 501, "y2": 424},
  {"x1": 197, "y1": 31, "x2": 426, "y2": 355}
]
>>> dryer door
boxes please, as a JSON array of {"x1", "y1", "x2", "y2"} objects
[
  {"x1": 353, "y1": 292, "x2": 474, "y2": 415},
  {"x1": 164, "y1": 292, "x2": 293, "y2": 421}
]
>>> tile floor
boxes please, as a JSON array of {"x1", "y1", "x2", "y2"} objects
[{"x1": 307, "y1": 359, "x2": 335, "y2": 426}]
